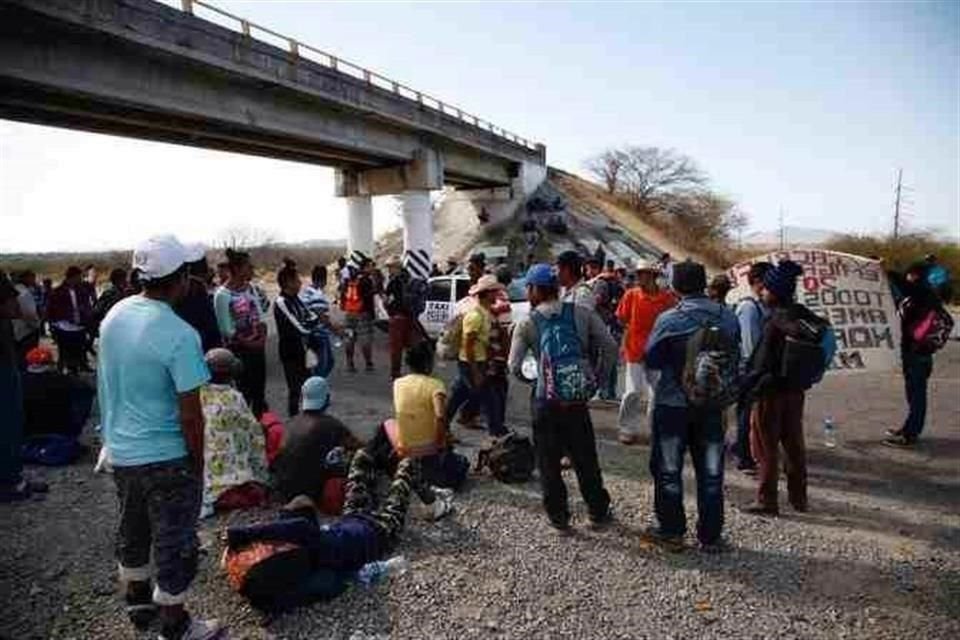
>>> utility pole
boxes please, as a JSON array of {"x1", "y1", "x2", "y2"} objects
[
  {"x1": 893, "y1": 168, "x2": 903, "y2": 239},
  {"x1": 778, "y1": 206, "x2": 785, "y2": 251}
]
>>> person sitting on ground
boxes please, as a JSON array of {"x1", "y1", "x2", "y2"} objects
[
  {"x1": 644, "y1": 260, "x2": 740, "y2": 552},
  {"x1": 368, "y1": 341, "x2": 469, "y2": 492},
  {"x1": 199, "y1": 348, "x2": 270, "y2": 518},
  {"x1": 22, "y1": 345, "x2": 95, "y2": 439},
  {"x1": 271, "y1": 377, "x2": 363, "y2": 507}
]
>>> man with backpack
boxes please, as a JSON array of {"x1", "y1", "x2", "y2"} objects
[
  {"x1": 884, "y1": 262, "x2": 953, "y2": 447},
  {"x1": 340, "y1": 261, "x2": 376, "y2": 373},
  {"x1": 741, "y1": 260, "x2": 832, "y2": 516},
  {"x1": 644, "y1": 260, "x2": 740, "y2": 552},
  {"x1": 508, "y1": 264, "x2": 617, "y2": 532},
  {"x1": 586, "y1": 257, "x2": 622, "y2": 401},
  {"x1": 732, "y1": 262, "x2": 773, "y2": 474}
]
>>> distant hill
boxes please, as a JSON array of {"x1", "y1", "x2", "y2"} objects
[{"x1": 742, "y1": 226, "x2": 840, "y2": 249}]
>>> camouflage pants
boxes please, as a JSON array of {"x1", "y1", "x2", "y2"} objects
[
  {"x1": 113, "y1": 457, "x2": 201, "y2": 604},
  {"x1": 343, "y1": 450, "x2": 432, "y2": 540}
]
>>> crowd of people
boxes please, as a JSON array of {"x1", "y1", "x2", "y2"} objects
[{"x1": 0, "y1": 233, "x2": 953, "y2": 640}]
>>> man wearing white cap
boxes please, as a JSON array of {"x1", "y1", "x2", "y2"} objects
[{"x1": 98, "y1": 235, "x2": 223, "y2": 640}]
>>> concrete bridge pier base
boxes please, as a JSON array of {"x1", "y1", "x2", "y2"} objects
[
  {"x1": 400, "y1": 190, "x2": 433, "y2": 280},
  {"x1": 345, "y1": 195, "x2": 374, "y2": 267}
]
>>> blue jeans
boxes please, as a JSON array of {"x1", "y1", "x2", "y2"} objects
[
  {"x1": 650, "y1": 404, "x2": 725, "y2": 544},
  {"x1": 0, "y1": 366, "x2": 24, "y2": 486},
  {"x1": 445, "y1": 362, "x2": 506, "y2": 436},
  {"x1": 902, "y1": 350, "x2": 933, "y2": 440}
]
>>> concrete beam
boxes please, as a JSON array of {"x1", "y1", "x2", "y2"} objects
[{"x1": 0, "y1": 0, "x2": 544, "y2": 190}]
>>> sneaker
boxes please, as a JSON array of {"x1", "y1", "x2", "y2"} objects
[
  {"x1": 641, "y1": 527, "x2": 685, "y2": 553},
  {"x1": 364, "y1": 363, "x2": 375, "y2": 373},
  {"x1": 125, "y1": 580, "x2": 156, "y2": 631},
  {"x1": 618, "y1": 434, "x2": 638, "y2": 446},
  {"x1": 736, "y1": 460, "x2": 758, "y2": 476},
  {"x1": 560, "y1": 456, "x2": 572, "y2": 470},
  {"x1": 431, "y1": 489, "x2": 455, "y2": 521},
  {"x1": 159, "y1": 617, "x2": 224, "y2": 640},
  {"x1": 883, "y1": 434, "x2": 917, "y2": 448},
  {"x1": 790, "y1": 501, "x2": 809, "y2": 513},
  {"x1": 885, "y1": 427, "x2": 903, "y2": 437},
  {"x1": 740, "y1": 502, "x2": 779, "y2": 516}
]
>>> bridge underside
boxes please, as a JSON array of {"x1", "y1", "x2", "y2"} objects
[{"x1": 0, "y1": 0, "x2": 542, "y2": 190}]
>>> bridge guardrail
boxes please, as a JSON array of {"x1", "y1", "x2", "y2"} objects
[{"x1": 178, "y1": 0, "x2": 540, "y2": 153}]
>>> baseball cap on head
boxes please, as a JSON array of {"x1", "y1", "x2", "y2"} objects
[
  {"x1": 301, "y1": 376, "x2": 330, "y2": 412},
  {"x1": 133, "y1": 235, "x2": 187, "y2": 282},
  {"x1": 183, "y1": 242, "x2": 206, "y2": 264},
  {"x1": 525, "y1": 263, "x2": 557, "y2": 287}
]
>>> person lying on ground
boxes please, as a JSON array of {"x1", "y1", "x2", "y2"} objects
[
  {"x1": 199, "y1": 348, "x2": 270, "y2": 518},
  {"x1": 223, "y1": 451, "x2": 453, "y2": 610}
]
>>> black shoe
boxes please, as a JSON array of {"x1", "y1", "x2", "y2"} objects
[
  {"x1": 791, "y1": 501, "x2": 809, "y2": 513},
  {"x1": 589, "y1": 509, "x2": 615, "y2": 530},
  {"x1": 883, "y1": 434, "x2": 917, "y2": 448},
  {"x1": 548, "y1": 518, "x2": 572, "y2": 534},
  {"x1": 124, "y1": 580, "x2": 157, "y2": 631},
  {"x1": 740, "y1": 502, "x2": 779, "y2": 516},
  {"x1": 698, "y1": 538, "x2": 730, "y2": 554},
  {"x1": 736, "y1": 460, "x2": 757, "y2": 475},
  {"x1": 641, "y1": 526, "x2": 685, "y2": 552}
]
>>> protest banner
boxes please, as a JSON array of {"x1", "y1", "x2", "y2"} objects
[{"x1": 727, "y1": 249, "x2": 900, "y2": 373}]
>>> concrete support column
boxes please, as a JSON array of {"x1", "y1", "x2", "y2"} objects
[
  {"x1": 400, "y1": 189, "x2": 433, "y2": 280},
  {"x1": 346, "y1": 195, "x2": 373, "y2": 267}
]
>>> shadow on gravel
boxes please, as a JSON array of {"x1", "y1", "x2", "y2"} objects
[
  {"x1": 806, "y1": 440, "x2": 960, "y2": 513},
  {"x1": 723, "y1": 482, "x2": 960, "y2": 553}
]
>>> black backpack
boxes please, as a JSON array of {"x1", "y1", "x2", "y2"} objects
[
  {"x1": 779, "y1": 308, "x2": 834, "y2": 390},
  {"x1": 476, "y1": 432, "x2": 535, "y2": 483}
]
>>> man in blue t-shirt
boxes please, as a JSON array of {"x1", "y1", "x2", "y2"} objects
[{"x1": 98, "y1": 235, "x2": 223, "y2": 640}]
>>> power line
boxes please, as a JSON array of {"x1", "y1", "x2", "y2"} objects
[{"x1": 893, "y1": 168, "x2": 902, "y2": 240}]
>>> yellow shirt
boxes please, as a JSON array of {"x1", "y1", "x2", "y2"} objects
[
  {"x1": 460, "y1": 305, "x2": 492, "y2": 362},
  {"x1": 392, "y1": 374, "x2": 447, "y2": 457}
]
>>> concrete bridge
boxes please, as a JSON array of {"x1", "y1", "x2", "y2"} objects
[{"x1": 0, "y1": 0, "x2": 546, "y2": 277}]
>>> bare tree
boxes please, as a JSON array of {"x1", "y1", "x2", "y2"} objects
[
  {"x1": 584, "y1": 149, "x2": 627, "y2": 194},
  {"x1": 216, "y1": 225, "x2": 277, "y2": 250},
  {"x1": 618, "y1": 146, "x2": 706, "y2": 212}
]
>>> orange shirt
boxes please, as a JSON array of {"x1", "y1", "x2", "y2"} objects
[{"x1": 616, "y1": 288, "x2": 677, "y2": 362}]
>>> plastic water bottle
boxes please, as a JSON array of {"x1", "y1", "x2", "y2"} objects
[
  {"x1": 356, "y1": 556, "x2": 410, "y2": 587},
  {"x1": 823, "y1": 417, "x2": 837, "y2": 448}
]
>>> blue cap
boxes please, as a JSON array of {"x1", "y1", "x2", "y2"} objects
[
  {"x1": 525, "y1": 263, "x2": 557, "y2": 287},
  {"x1": 301, "y1": 376, "x2": 330, "y2": 412}
]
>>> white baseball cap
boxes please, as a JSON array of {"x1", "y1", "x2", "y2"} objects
[
  {"x1": 132, "y1": 234, "x2": 188, "y2": 282},
  {"x1": 183, "y1": 242, "x2": 207, "y2": 263}
]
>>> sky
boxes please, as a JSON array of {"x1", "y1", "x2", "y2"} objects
[{"x1": 1, "y1": 0, "x2": 958, "y2": 253}]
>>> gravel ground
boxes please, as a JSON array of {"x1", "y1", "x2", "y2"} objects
[{"x1": 2, "y1": 332, "x2": 958, "y2": 640}]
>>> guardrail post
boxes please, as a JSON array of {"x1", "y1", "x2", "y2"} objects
[
  {"x1": 363, "y1": 70, "x2": 371, "y2": 83},
  {"x1": 180, "y1": 0, "x2": 193, "y2": 14},
  {"x1": 392, "y1": 82, "x2": 399, "y2": 94},
  {"x1": 241, "y1": 19, "x2": 250, "y2": 37},
  {"x1": 289, "y1": 39, "x2": 299, "y2": 58},
  {"x1": 330, "y1": 56, "x2": 338, "y2": 70}
]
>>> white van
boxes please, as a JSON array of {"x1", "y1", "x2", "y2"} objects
[{"x1": 419, "y1": 274, "x2": 530, "y2": 338}]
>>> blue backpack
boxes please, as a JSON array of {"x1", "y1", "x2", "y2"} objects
[{"x1": 532, "y1": 303, "x2": 596, "y2": 402}]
